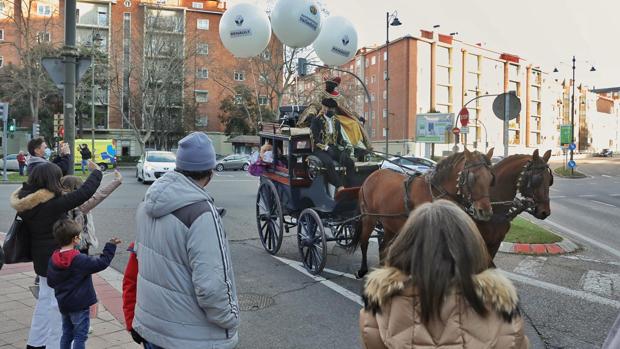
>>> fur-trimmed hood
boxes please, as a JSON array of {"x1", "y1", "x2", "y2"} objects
[
  {"x1": 10, "y1": 187, "x2": 56, "y2": 213},
  {"x1": 363, "y1": 266, "x2": 520, "y2": 320}
]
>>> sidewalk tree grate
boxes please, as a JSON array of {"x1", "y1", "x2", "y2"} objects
[{"x1": 238, "y1": 293, "x2": 274, "y2": 311}]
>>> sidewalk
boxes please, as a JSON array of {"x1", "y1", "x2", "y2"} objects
[{"x1": 0, "y1": 261, "x2": 139, "y2": 349}]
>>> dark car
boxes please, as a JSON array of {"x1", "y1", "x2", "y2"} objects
[
  {"x1": 594, "y1": 149, "x2": 613, "y2": 157},
  {"x1": 215, "y1": 154, "x2": 251, "y2": 171}
]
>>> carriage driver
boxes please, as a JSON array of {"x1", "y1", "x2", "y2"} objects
[{"x1": 310, "y1": 98, "x2": 355, "y2": 195}]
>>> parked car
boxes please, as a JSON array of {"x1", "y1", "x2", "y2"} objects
[
  {"x1": 2, "y1": 154, "x2": 24, "y2": 171},
  {"x1": 380, "y1": 156, "x2": 437, "y2": 175},
  {"x1": 215, "y1": 154, "x2": 250, "y2": 172},
  {"x1": 593, "y1": 149, "x2": 613, "y2": 157},
  {"x1": 136, "y1": 151, "x2": 176, "y2": 184},
  {"x1": 491, "y1": 156, "x2": 505, "y2": 164}
]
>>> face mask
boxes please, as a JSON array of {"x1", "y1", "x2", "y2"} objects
[
  {"x1": 325, "y1": 111, "x2": 335, "y2": 118},
  {"x1": 44, "y1": 148, "x2": 52, "y2": 159}
]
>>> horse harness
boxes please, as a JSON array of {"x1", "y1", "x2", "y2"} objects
[{"x1": 497, "y1": 160, "x2": 554, "y2": 220}]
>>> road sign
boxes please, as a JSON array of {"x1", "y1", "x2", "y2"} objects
[
  {"x1": 567, "y1": 160, "x2": 576, "y2": 169},
  {"x1": 568, "y1": 143, "x2": 576, "y2": 151},
  {"x1": 41, "y1": 57, "x2": 92, "y2": 91},
  {"x1": 460, "y1": 126, "x2": 468, "y2": 134},
  {"x1": 452, "y1": 127, "x2": 460, "y2": 135},
  {"x1": 458, "y1": 107, "x2": 469, "y2": 127},
  {"x1": 560, "y1": 125, "x2": 572, "y2": 145},
  {"x1": 415, "y1": 113, "x2": 454, "y2": 143},
  {"x1": 492, "y1": 92, "x2": 521, "y2": 121}
]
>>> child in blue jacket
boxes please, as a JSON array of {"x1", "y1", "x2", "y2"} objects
[{"x1": 47, "y1": 219, "x2": 121, "y2": 349}]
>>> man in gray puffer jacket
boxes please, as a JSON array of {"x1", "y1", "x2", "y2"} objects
[{"x1": 133, "y1": 132, "x2": 239, "y2": 349}]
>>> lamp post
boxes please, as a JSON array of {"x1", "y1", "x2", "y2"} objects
[
  {"x1": 553, "y1": 57, "x2": 596, "y2": 175},
  {"x1": 385, "y1": 11, "x2": 402, "y2": 155}
]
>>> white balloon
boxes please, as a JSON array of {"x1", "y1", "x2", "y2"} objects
[
  {"x1": 313, "y1": 16, "x2": 358, "y2": 66},
  {"x1": 219, "y1": 3, "x2": 271, "y2": 58},
  {"x1": 271, "y1": 0, "x2": 322, "y2": 48}
]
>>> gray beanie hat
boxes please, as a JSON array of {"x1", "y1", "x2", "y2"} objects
[{"x1": 176, "y1": 132, "x2": 217, "y2": 171}]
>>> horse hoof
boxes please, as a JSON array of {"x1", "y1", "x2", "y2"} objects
[{"x1": 355, "y1": 270, "x2": 367, "y2": 279}]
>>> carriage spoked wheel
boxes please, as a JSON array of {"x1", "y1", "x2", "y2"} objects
[
  {"x1": 334, "y1": 222, "x2": 355, "y2": 248},
  {"x1": 256, "y1": 181, "x2": 284, "y2": 255},
  {"x1": 297, "y1": 209, "x2": 327, "y2": 275}
]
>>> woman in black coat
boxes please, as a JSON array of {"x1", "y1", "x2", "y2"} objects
[{"x1": 10, "y1": 161, "x2": 102, "y2": 349}]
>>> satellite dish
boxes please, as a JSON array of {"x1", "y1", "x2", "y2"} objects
[
  {"x1": 313, "y1": 16, "x2": 358, "y2": 66},
  {"x1": 219, "y1": 3, "x2": 271, "y2": 58},
  {"x1": 271, "y1": 0, "x2": 322, "y2": 48}
]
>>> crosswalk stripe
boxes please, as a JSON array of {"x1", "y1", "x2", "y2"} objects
[
  {"x1": 579, "y1": 270, "x2": 620, "y2": 298},
  {"x1": 513, "y1": 257, "x2": 547, "y2": 278}
]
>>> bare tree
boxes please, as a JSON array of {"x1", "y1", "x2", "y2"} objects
[
  {"x1": 108, "y1": 7, "x2": 198, "y2": 153},
  {"x1": 0, "y1": 0, "x2": 62, "y2": 123}
]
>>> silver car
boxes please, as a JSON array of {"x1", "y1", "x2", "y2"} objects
[
  {"x1": 215, "y1": 154, "x2": 250, "y2": 172},
  {"x1": 3, "y1": 154, "x2": 25, "y2": 171},
  {"x1": 381, "y1": 156, "x2": 436, "y2": 175}
]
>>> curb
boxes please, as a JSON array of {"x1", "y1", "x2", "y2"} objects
[{"x1": 499, "y1": 238, "x2": 579, "y2": 256}]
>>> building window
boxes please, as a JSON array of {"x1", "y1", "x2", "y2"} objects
[
  {"x1": 371, "y1": 56, "x2": 376, "y2": 65},
  {"x1": 365, "y1": 58, "x2": 369, "y2": 66},
  {"x1": 0, "y1": 29, "x2": 4, "y2": 41},
  {"x1": 37, "y1": 4, "x2": 52, "y2": 16},
  {"x1": 98, "y1": 7, "x2": 108, "y2": 26},
  {"x1": 192, "y1": 2, "x2": 203, "y2": 8},
  {"x1": 195, "y1": 90, "x2": 208, "y2": 103},
  {"x1": 261, "y1": 50, "x2": 271, "y2": 60},
  {"x1": 371, "y1": 93, "x2": 375, "y2": 102},
  {"x1": 234, "y1": 95, "x2": 243, "y2": 104},
  {"x1": 383, "y1": 52, "x2": 387, "y2": 61},
  {"x1": 371, "y1": 75, "x2": 376, "y2": 84},
  {"x1": 38, "y1": 31, "x2": 51, "y2": 43},
  {"x1": 382, "y1": 128, "x2": 387, "y2": 137},
  {"x1": 383, "y1": 90, "x2": 387, "y2": 99},
  {"x1": 195, "y1": 115, "x2": 208, "y2": 127},
  {"x1": 197, "y1": 43, "x2": 208, "y2": 55},
  {"x1": 197, "y1": 19, "x2": 209, "y2": 30},
  {"x1": 196, "y1": 68, "x2": 208, "y2": 79},
  {"x1": 258, "y1": 95, "x2": 269, "y2": 105},
  {"x1": 0, "y1": 56, "x2": 3, "y2": 68},
  {"x1": 234, "y1": 71, "x2": 245, "y2": 81},
  {"x1": 382, "y1": 108, "x2": 387, "y2": 118},
  {"x1": 383, "y1": 70, "x2": 387, "y2": 80}
]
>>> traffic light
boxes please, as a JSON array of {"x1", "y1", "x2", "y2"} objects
[
  {"x1": 32, "y1": 122, "x2": 40, "y2": 137},
  {"x1": 8, "y1": 119, "x2": 16, "y2": 133}
]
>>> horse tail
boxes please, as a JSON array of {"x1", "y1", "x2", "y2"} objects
[{"x1": 348, "y1": 185, "x2": 367, "y2": 254}]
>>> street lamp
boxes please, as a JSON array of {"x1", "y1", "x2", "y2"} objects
[
  {"x1": 86, "y1": 32, "x2": 103, "y2": 153},
  {"x1": 553, "y1": 57, "x2": 596, "y2": 174},
  {"x1": 385, "y1": 10, "x2": 402, "y2": 154}
]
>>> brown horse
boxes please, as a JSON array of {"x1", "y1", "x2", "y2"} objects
[
  {"x1": 351, "y1": 148, "x2": 496, "y2": 278},
  {"x1": 476, "y1": 149, "x2": 553, "y2": 261}
]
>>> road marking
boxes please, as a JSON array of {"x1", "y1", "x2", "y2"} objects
[
  {"x1": 513, "y1": 256, "x2": 547, "y2": 278},
  {"x1": 602, "y1": 175, "x2": 613, "y2": 178},
  {"x1": 560, "y1": 255, "x2": 620, "y2": 267},
  {"x1": 589, "y1": 200, "x2": 617, "y2": 208},
  {"x1": 579, "y1": 271, "x2": 620, "y2": 297},
  {"x1": 609, "y1": 194, "x2": 620, "y2": 197},
  {"x1": 578, "y1": 194, "x2": 596, "y2": 197},
  {"x1": 272, "y1": 256, "x2": 363, "y2": 306},
  {"x1": 550, "y1": 195, "x2": 567, "y2": 199},
  {"x1": 502, "y1": 270, "x2": 620, "y2": 309},
  {"x1": 544, "y1": 219, "x2": 620, "y2": 259}
]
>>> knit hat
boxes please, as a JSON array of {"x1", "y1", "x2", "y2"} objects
[
  {"x1": 321, "y1": 98, "x2": 338, "y2": 108},
  {"x1": 175, "y1": 132, "x2": 217, "y2": 171}
]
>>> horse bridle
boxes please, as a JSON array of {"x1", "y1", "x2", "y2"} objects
[
  {"x1": 516, "y1": 160, "x2": 554, "y2": 214},
  {"x1": 429, "y1": 159, "x2": 494, "y2": 217}
]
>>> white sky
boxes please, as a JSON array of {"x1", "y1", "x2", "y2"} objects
[{"x1": 228, "y1": 0, "x2": 619, "y2": 89}]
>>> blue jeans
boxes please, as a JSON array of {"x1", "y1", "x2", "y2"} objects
[
  {"x1": 81, "y1": 159, "x2": 88, "y2": 173},
  {"x1": 60, "y1": 309, "x2": 90, "y2": 349}
]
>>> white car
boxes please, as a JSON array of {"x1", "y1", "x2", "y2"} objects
[
  {"x1": 3, "y1": 154, "x2": 23, "y2": 171},
  {"x1": 136, "y1": 151, "x2": 176, "y2": 184},
  {"x1": 381, "y1": 156, "x2": 437, "y2": 175}
]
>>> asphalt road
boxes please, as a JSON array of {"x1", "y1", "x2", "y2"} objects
[{"x1": 1, "y1": 161, "x2": 619, "y2": 348}]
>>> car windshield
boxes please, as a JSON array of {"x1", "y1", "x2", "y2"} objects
[
  {"x1": 147, "y1": 153, "x2": 176, "y2": 162},
  {"x1": 7, "y1": 155, "x2": 16, "y2": 160}
]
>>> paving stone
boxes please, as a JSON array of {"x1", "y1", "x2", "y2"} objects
[
  {"x1": 498, "y1": 242, "x2": 514, "y2": 253},
  {"x1": 97, "y1": 309, "x2": 116, "y2": 322},
  {"x1": 91, "y1": 321, "x2": 124, "y2": 336}
]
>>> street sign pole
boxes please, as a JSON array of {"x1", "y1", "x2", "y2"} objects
[
  {"x1": 503, "y1": 92, "x2": 510, "y2": 158},
  {"x1": 63, "y1": 0, "x2": 78, "y2": 175},
  {"x1": 1, "y1": 103, "x2": 9, "y2": 181}
]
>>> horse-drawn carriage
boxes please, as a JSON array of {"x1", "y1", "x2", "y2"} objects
[{"x1": 254, "y1": 106, "x2": 381, "y2": 274}]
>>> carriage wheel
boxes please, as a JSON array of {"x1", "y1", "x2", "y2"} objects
[
  {"x1": 256, "y1": 181, "x2": 284, "y2": 255},
  {"x1": 334, "y1": 222, "x2": 355, "y2": 248},
  {"x1": 297, "y1": 209, "x2": 327, "y2": 275}
]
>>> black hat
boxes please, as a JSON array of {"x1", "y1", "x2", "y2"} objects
[{"x1": 321, "y1": 98, "x2": 338, "y2": 108}]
